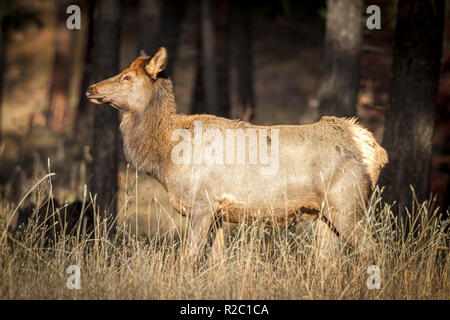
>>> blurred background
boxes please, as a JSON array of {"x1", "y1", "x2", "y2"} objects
[{"x1": 0, "y1": 0, "x2": 449, "y2": 235}]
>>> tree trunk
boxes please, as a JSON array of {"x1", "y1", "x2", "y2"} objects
[
  {"x1": 444, "y1": 176, "x2": 450, "y2": 219},
  {"x1": 213, "y1": 0, "x2": 231, "y2": 118},
  {"x1": 0, "y1": 1, "x2": 6, "y2": 143},
  {"x1": 158, "y1": 0, "x2": 186, "y2": 77},
  {"x1": 90, "y1": 0, "x2": 121, "y2": 220},
  {"x1": 191, "y1": 1, "x2": 206, "y2": 114},
  {"x1": 316, "y1": 0, "x2": 362, "y2": 118},
  {"x1": 74, "y1": 0, "x2": 95, "y2": 141},
  {"x1": 191, "y1": 0, "x2": 230, "y2": 118},
  {"x1": 201, "y1": 0, "x2": 218, "y2": 115},
  {"x1": 231, "y1": 0, "x2": 254, "y2": 121},
  {"x1": 47, "y1": 0, "x2": 76, "y2": 133},
  {"x1": 137, "y1": 0, "x2": 159, "y2": 56},
  {"x1": 380, "y1": 0, "x2": 445, "y2": 210}
]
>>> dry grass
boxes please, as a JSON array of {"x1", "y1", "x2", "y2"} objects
[{"x1": 0, "y1": 171, "x2": 449, "y2": 300}]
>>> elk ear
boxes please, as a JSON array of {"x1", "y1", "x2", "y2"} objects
[{"x1": 145, "y1": 47, "x2": 168, "y2": 79}]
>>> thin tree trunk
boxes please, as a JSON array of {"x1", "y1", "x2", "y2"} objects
[
  {"x1": 0, "y1": 1, "x2": 6, "y2": 143},
  {"x1": 158, "y1": 0, "x2": 186, "y2": 77},
  {"x1": 90, "y1": 0, "x2": 121, "y2": 221},
  {"x1": 201, "y1": 0, "x2": 218, "y2": 115},
  {"x1": 380, "y1": 0, "x2": 445, "y2": 210},
  {"x1": 444, "y1": 177, "x2": 450, "y2": 218},
  {"x1": 316, "y1": 0, "x2": 362, "y2": 118},
  {"x1": 191, "y1": 0, "x2": 230, "y2": 117},
  {"x1": 47, "y1": 0, "x2": 76, "y2": 133},
  {"x1": 191, "y1": 1, "x2": 206, "y2": 114},
  {"x1": 213, "y1": 0, "x2": 231, "y2": 118},
  {"x1": 232, "y1": 0, "x2": 254, "y2": 121},
  {"x1": 137, "y1": 0, "x2": 159, "y2": 56},
  {"x1": 74, "y1": 0, "x2": 94, "y2": 141}
]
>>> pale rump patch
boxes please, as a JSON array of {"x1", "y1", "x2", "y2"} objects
[{"x1": 345, "y1": 118, "x2": 388, "y2": 189}]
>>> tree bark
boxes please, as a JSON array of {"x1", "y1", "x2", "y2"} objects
[
  {"x1": 47, "y1": 0, "x2": 76, "y2": 133},
  {"x1": 191, "y1": 1, "x2": 206, "y2": 114},
  {"x1": 74, "y1": 0, "x2": 95, "y2": 141},
  {"x1": 201, "y1": 0, "x2": 218, "y2": 115},
  {"x1": 213, "y1": 0, "x2": 231, "y2": 118},
  {"x1": 158, "y1": 0, "x2": 186, "y2": 77},
  {"x1": 90, "y1": 0, "x2": 121, "y2": 220},
  {"x1": 231, "y1": 0, "x2": 254, "y2": 121},
  {"x1": 0, "y1": 1, "x2": 6, "y2": 143},
  {"x1": 137, "y1": 0, "x2": 159, "y2": 56},
  {"x1": 191, "y1": 0, "x2": 230, "y2": 118},
  {"x1": 380, "y1": 0, "x2": 445, "y2": 210},
  {"x1": 444, "y1": 176, "x2": 450, "y2": 218},
  {"x1": 316, "y1": 0, "x2": 362, "y2": 118}
]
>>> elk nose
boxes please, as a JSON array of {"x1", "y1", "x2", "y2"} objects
[{"x1": 85, "y1": 86, "x2": 94, "y2": 97}]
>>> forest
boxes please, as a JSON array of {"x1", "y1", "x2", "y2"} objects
[{"x1": 0, "y1": 0, "x2": 449, "y2": 301}]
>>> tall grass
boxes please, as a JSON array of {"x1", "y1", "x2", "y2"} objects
[{"x1": 0, "y1": 172, "x2": 448, "y2": 299}]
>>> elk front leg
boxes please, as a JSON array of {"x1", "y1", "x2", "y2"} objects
[
  {"x1": 315, "y1": 218, "x2": 339, "y2": 263},
  {"x1": 322, "y1": 175, "x2": 376, "y2": 257},
  {"x1": 185, "y1": 207, "x2": 213, "y2": 260},
  {"x1": 210, "y1": 214, "x2": 225, "y2": 263}
]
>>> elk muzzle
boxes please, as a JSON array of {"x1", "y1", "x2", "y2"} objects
[{"x1": 86, "y1": 85, "x2": 107, "y2": 104}]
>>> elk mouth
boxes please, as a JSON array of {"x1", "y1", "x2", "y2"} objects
[
  {"x1": 87, "y1": 96, "x2": 124, "y2": 112},
  {"x1": 86, "y1": 86, "x2": 107, "y2": 104},
  {"x1": 86, "y1": 89, "x2": 125, "y2": 111},
  {"x1": 87, "y1": 96, "x2": 106, "y2": 104}
]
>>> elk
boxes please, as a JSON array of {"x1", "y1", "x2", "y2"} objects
[{"x1": 86, "y1": 47, "x2": 388, "y2": 260}]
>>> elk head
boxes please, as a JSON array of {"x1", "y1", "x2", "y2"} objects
[{"x1": 86, "y1": 47, "x2": 168, "y2": 113}]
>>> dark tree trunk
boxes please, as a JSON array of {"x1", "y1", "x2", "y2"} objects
[
  {"x1": 158, "y1": 0, "x2": 186, "y2": 77},
  {"x1": 191, "y1": 1, "x2": 206, "y2": 114},
  {"x1": 200, "y1": 0, "x2": 218, "y2": 115},
  {"x1": 213, "y1": 0, "x2": 231, "y2": 118},
  {"x1": 444, "y1": 176, "x2": 450, "y2": 219},
  {"x1": 316, "y1": 0, "x2": 362, "y2": 118},
  {"x1": 47, "y1": 0, "x2": 76, "y2": 133},
  {"x1": 90, "y1": 0, "x2": 121, "y2": 220},
  {"x1": 74, "y1": 0, "x2": 95, "y2": 141},
  {"x1": 380, "y1": 0, "x2": 445, "y2": 210},
  {"x1": 137, "y1": 0, "x2": 159, "y2": 56},
  {"x1": 0, "y1": 1, "x2": 6, "y2": 143},
  {"x1": 231, "y1": 0, "x2": 254, "y2": 121},
  {"x1": 191, "y1": 60, "x2": 206, "y2": 114},
  {"x1": 191, "y1": 0, "x2": 230, "y2": 118}
]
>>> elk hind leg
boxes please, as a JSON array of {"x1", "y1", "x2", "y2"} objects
[
  {"x1": 210, "y1": 215, "x2": 225, "y2": 264},
  {"x1": 324, "y1": 185, "x2": 375, "y2": 257},
  {"x1": 315, "y1": 218, "x2": 340, "y2": 263},
  {"x1": 186, "y1": 209, "x2": 213, "y2": 261}
]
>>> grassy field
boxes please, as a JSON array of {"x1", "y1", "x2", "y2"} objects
[
  {"x1": 0, "y1": 171, "x2": 448, "y2": 300},
  {"x1": 1, "y1": 0, "x2": 449, "y2": 301}
]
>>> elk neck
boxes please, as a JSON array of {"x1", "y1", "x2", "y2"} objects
[{"x1": 119, "y1": 78, "x2": 177, "y2": 189}]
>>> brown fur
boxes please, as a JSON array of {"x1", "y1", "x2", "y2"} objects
[{"x1": 87, "y1": 47, "x2": 388, "y2": 260}]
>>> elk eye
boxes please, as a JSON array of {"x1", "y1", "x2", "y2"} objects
[{"x1": 123, "y1": 75, "x2": 132, "y2": 81}]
